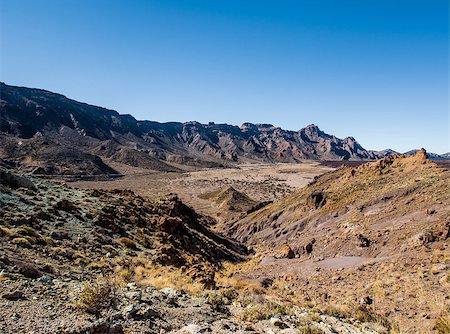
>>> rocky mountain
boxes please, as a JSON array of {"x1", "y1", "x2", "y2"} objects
[
  {"x1": 224, "y1": 150, "x2": 449, "y2": 331},
  {"x1": 1, "y1": 82, "x2": 391, "y2": 175},
  {"x1": 403, "y1": 149, "x2": 449, "y2": 160},
  {"x1": 370, "y1": 149, "x2": 450, "y2": 161},
  {"x1": 0, "y1": 167, "x2": 386, "y2": 334}
]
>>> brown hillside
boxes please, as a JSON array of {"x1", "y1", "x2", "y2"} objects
[
  {"x1": 226, "y1": 150, "x2": 450, "y2": 332},
  {"x1": 199, "y1": 186, "x2": 258, "y2": 212}
]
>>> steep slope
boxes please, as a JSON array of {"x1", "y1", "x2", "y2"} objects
[
  {"x1": 1, "y1": 83, "x2": 391, "y2": 176},
  {"x1": 0, "y1": 168, "x2": 246, "y2": 288},
  {"x1": 227, "y1": 149, "x2": 449, "y2": 248},
  {"x1": 226, "y1": 150, "x2": 449, "y2": 331},
  {"x1": 0, "y1": 135, "x2": 119, "y2": 176}
]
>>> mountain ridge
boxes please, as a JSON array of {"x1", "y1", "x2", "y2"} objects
[{"x1": 1, "y1": 82, "x2": 447, "y2": 175}]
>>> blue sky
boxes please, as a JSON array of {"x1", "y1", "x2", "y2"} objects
[{"x1": 1, "y1": 0, "x2": 449, "y2": 153}]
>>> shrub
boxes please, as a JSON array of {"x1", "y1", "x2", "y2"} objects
[
  {"x1": 354, "y1": 306, "x2": 391, "y2": 329},
  {"x1": 236, "y1": 301, "x2": 288, "y2": 322},
  {"x1": 306, "y1": 313, "x2": 323, "y2": 323},
  {"x1": 86, "y1": 259, "x2": 112, "y2": 272},
  {"x1": 434, "y1": 314, "x2": 450, "y2": 334},
  {"x1": 204, "y1": 288, "x2": 237, "y2": 313},
  {"x1": 119, "y1": 237, "x2": 137, "y2": 250},
  {"x1": 12, "y1": 237, "x2": 31, "y2": 248},
  {"x1": 297, "y1": 325, "x2": 325, "y2": 334},
  {"x1": 73, "y1": 276, "x2": 118, "y2": 315},
  {"x1": 14, "y1": 226, "x2": 47, "y2": 245},
  {"x1": 0, "y1": 225, "x2": 11, "y2": 237},
  {"x1": 17, "y1": 262, "x2": 42, "y2": 278}
]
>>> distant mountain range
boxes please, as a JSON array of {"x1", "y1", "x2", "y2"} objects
[{"x1": 0, "y1": 83, "x2": 448, "y2": 175}]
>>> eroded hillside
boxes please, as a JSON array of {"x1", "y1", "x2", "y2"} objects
[
  {"x1": 225, "y1": 150, "x2": 449, "y2": 332},
  {"x1": 0, "y1": 168, "x2": 246, "y2": 287},
  {"x1": 0, "y1": 168, "x2": 392, "y2": 334}
]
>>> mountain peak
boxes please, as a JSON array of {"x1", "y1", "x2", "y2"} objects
[{"x1": 0, "y1": 83, "x2": 397, "y2": 175}]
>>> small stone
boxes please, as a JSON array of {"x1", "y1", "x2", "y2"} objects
[
  {"x1": 360, "y1": 296, "x2": 373, "y2": 305},
  {"x1": 125, "y1": 290, "x2": 142, "y2": 301},
  {"x1": 357, "y1": 234, "x2": 371, "y2": 247},
  {"x1": 123, "y1": 304, "x2": 141, "y2": 316},
  {"x1": 175, "y1": 324, "x2": 211, "y2": 334},
  {"x1": 37, "y1": 275, "x2": 54, "y2": 285},
  {"x1": 270, "y1": 316, "x2": 289, "y2": 329},
  {"x1": 126, "y1": 282, "x2": 137, "y2": 290},
  {"x1": 160, "y1": 287, "x2": 179, "y2": 297},
  {"x1": 260, "y1": 277, "x2": 273, "y2": 288},
  {"x1": 87, "y1": 318, "x2": 124, "y2": 334}
]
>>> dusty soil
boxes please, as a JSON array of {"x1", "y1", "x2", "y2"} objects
[{"x1": 71, "y1": 162, "x2": 333, "y2": 221}]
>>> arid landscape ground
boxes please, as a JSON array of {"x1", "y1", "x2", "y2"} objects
[
  {"x1": 1, "y1": 80, "x2": 449, "y2": 334},
  {"x1": 1, "y1": 150, "x2": 449, "y2": 334},
  {"x1": 2, "y1": 0, "x2": 449, "y2": 332},
  {"x1": 70, "y1": 161, "x2": 334, "y2": 221}
]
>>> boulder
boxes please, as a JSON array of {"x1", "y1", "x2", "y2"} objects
[
  {"x1": 274, "y1": 244, "x2": 295, "y2": 259},
  {"x1": 308, "y1": 191, "x2": 326, "y2": 209}
]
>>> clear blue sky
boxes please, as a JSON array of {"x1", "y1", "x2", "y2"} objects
[{"x1": 1, "y1": 0, "x2": 449, "y2": 153}]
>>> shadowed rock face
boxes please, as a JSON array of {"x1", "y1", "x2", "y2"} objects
[{"x1": 1, "y1": 83, "x2": 391, "y2": 175}]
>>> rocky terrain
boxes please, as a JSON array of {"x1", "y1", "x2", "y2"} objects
[
  {"x1": 0, "y1": 147, "x2": 449, "y2": 333},
  {"x1": 1, "y1": 82, "x2": 449, "y2": 333},
  {"x1": 224, "y1": 150, "x2": 449, "y2": 332},
  {"x1": 0, "y1": 167, "x2": 394, "y2": 334},
  {"x1": 1, "y1": 82, "x2": 401, "y2": 176}
]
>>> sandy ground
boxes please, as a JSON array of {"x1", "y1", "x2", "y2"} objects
[{"x1": 71, "y1": 162, "x2": 334, "y2": 218}]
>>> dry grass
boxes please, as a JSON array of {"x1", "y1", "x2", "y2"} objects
[
  {"x1": 11, "y1": 237, "x2": 31, "y2": 248},
  {"x1": 113, "y1": 257, "x2": 206, "y2": 294},
  {"x1": 434, "y1": 313, "x2": 450, "y2": 334},
  {"x1": 236, "y1": 301, "x2": 289, "y2": 322},
  {"x1": 297, "y1": 325, "x2": 325, "y2": 334},
  {"x1": 73, "y1": 276, "x2": 119, "y2": 315}
]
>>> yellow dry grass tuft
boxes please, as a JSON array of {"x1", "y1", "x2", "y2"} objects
[{"x1": 73, "y1": 275, "x2": 119, "y2": 315}]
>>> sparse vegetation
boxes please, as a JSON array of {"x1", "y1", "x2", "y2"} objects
[
  {"x1": 118, "y1": 237, "x2": 138, "y2": 249},
  {"x1": 0, "y1": 225, "x2": 12, "y2": 237},
  {"x1": 204, "y1": 287, "x2": 237, "y2": 313},
  {"x1": 11, "y1": 237, "x2": 31, "y2": 248},
  {"x1": 236, "y1": 301, "x2": 289, "y2": 322},
  {"x1": 73, "y1": 276, "x2": 119, "y2": 315},
  {"x1": 0, "y1": 152, "x2": 448, "y2": 333},
  {"x1": 434, "y1": 313, "x2": 450, "y2": 334},
  {"x1": 297, "y1": 325, "x2": 325, "y2": 334}
]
